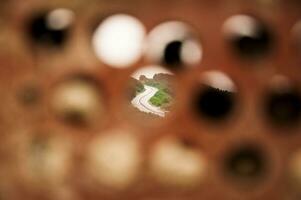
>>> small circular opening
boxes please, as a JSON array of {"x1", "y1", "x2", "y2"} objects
[
  {"x1": 50, "y1": 76, "x2": 105, "y2": 126},
  {"x1": 92, "y1": 14, "x2": 146, "y2": 68},
  {"x1": 223, "y1": 15, "x2": 273, "y2": 59},
  {"x1": 25, "y1": 135, "x2": 71, "y2": 182},
  {"x1": 88, "y1": 130, "x2": 141, "y2": 189},
  {"x1": 126, "y1": 65, "x2": 175, "y2": 125},
  {"x1": 27, "y1": 8, "x2": 74, "y2": 47},
  {"x1": 149, "y1": 137, "x2": 206, "y2": 186},
  {"x1": 146, "y1": 21, "x2": 202, "y2": 70},
  {"x1": 265, "y1": 88, "x2": 301, "y2": 127},
  {"x1": 225, "y1": 145, "x2": 267, "y2": 182},
  {"x1": 192, "y1": 71, "x2": 236, "y2": 121}
]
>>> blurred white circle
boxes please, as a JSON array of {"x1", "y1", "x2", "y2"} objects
[
  {"x1": 223, "y1": 15, "x2": 259, "y2": 38},
  {"x1": 88, "y1": 130, "x2": 142, "y2": 189},
  {"x1": 92, "y1": 14, "x2": 146, "y2": 68},
  {"x1": 149, "y1": 137, "x2": 207, "y2": 186},
  {"x1": 202, "y1": 70, "x2": 237, "y2": 92}
]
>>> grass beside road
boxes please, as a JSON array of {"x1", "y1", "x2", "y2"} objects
[
  {"x1": 145, "y1": 81, "x2": 172, "y2": 109},
  {"x1": 149, "y1": 89, "x2": 171, "y2": 107}
]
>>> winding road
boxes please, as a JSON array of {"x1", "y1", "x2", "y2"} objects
[{"x1": 131, "y1": 85, "x2": 166, "y2": 117}]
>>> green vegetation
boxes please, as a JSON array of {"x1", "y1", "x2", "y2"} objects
[
  {"x1": 132, "y1": 73, "x2": 174, "y2": 110},
  {"x1": 149, "y1": 89, "x2": 172, "y2": 108},
  {"x1": 144, "y1": 80, "x2": 173, "y2": 109}
]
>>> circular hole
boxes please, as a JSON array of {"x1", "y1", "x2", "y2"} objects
[
  {"x1": 126, "y1": 65, "x2": 175, "y2": 124},
  {"x1": 50, "y1": 76, "x2": 105, "y2": 126},
  {"x1": 92, "y1": 14, "x2": 146, "y2": 68},
  {"x1": 87, "y1": 130, "x2": 142, "y2": 189},
  {"x1": 24, "y1": 135, "x2": 72, "y2": 183},
  {"x1": 27, "y1": 8, "x2": 74, "y2": 47},
  {"x1": 265, "y1": 84, "x2": 301, "y2": 127},
  {"x1": 223, "y1": 15, "x2": 273, "y2": 59},
  {"x1": 146, "y1": 21, "x2": 202, "y2": 70},
  {"x1": 225, "y1": 145, "x2": 267, "y2": 183},
  {"x1": 192, "y1": 71, "x2": 237, "y2": 121},
  {"x1": 149, "y1": 137, "x2": 206, "y2": 186}
]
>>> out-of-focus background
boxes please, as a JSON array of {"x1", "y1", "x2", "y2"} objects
[{"x1": 0, "y1": 0, "x2": 301, "y2": 199}]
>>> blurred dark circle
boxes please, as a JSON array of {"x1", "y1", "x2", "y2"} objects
[
  {"x1": 27, "y1": 9, "x2": 73, "y2": 47},
  {"x1": 163, "y1": 40, "x2": 183, "y2": 67},
  {"x1": 265, "y1": 89, "x2": 301, "y2": 126},
  {"x1": 192, "y1": 86, "x2": 235, "y2": 121},
  {"x1": 225, "y1": 145, "x2": 266, "y2": 182},
  {"x1": 224, "y1": 15, "x2": 273, "y2": 59}
]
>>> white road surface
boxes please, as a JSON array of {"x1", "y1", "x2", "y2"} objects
[{"x1": 131, "y1": 85, "x2": 166, "y2": 117}]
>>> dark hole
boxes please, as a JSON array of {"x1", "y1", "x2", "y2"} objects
[
  {"x1": 266, "y1": 90, "x2": 301, "y2": 126},
  {"x1": 27, "y1": 12, "x2": 69, "y2": 47},
  {"x1": 230, "y1": 25, "x2": 272, "y2": 59},
  {"x1": 225, "y1": 146, "x2": 266, "y2": 182},
  {"x1": 193, "y1": 86, "x2": 235, "y2": 121},
  {"x1": 163, "y1": 40, "x2": 183, "y2": 68}
]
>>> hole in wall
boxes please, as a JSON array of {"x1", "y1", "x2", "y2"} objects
[
  {"x1": 265, "y1": 85, "x2": 301, "y2": 127},
  {"x1": 223, "y1": 15, "x2": 273, "y2": 59},
  {"x1": 146, "y1": 21, "x2": 202, "y2": 70},
  {"x1": 92, "y1": 14, "x2": 146, "y2": 68},
  {"x1": 50, "y1": 75, "x2": 105, "y2": 127},
  {"x1": 224, "y1": 144, "x2": 268, "y2": 184},
  {"x1": 27, "y1": 8, "x2": 74, "y2": 47},
  {"x1": 126, "y1": 65, "x2": 176, "y2": 125},
  {"x1": 192, "y1": 71, "x2": 237, "y2": 121}
]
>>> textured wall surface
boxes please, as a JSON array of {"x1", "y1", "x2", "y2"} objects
[{"x1": 0, "y1": 0, "x2": 301, "y2": 199}]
